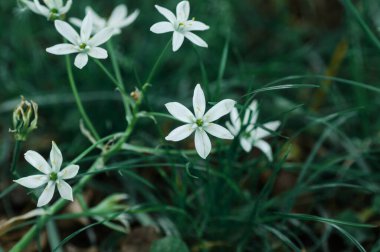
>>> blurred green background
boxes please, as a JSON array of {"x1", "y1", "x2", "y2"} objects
[{"x1": 2, "y1": 0, "x2": 380, "y2": 251}]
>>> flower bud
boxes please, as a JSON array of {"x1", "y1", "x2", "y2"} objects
[
  {"x1": 130, "y1": 88, "x2": 142, "y2": 102},
  {"x1": 10, "y1": 96, "x2": 38, "y2": 141}
]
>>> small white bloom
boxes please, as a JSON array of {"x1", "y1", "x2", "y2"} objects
[
  {"x1": 165, "y1": 84, "x2": 235, "y2": 159},
  {"x1": 150, "y1": 1, "x2": 210, "y2": 52},
  {"x1": 22, "y1": 0, "x2": 72, "y2": 20},
  {"x1": 14, "y1": 141, "x2": 79, "y2": 207},
  {"x1": 226, "y1": 100, "x2": 281, "y2": 161},
  {"x1": 46, "y1": 14, "x2": 113, "y2": 69},
  {"x1": 69, "y1": 5, "x2": 139, "y2": 36}
]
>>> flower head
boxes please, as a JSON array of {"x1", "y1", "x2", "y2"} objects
[
  {"x1": 46, "y1": 14, "x2": 113, "y2": 69},
  {"x1": 22, "y1": 0, "x2": 72, "y2": 21},
  {"x1": 165, "y1": 84, "x2": 235, "y2": 159},
  {"x1": 69, "y1": 5, "x2": 139, "y2": 36},
  {"x1": 150, "y1": 1, "x2": 210, "y2": 52},
  {"x1": 10, "y1": 96, "x2": 38, "y2": 141},
  {"x1": 14, "y1": 141, "x2": 79, "y2": 207},
  {"x1": 226, "y1": 100, "x2": 280, "y2": 161}
]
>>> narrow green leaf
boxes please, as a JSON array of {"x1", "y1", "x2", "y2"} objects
[{"x1": 150, "y1": 236, "x2": 189, "y2": 252}]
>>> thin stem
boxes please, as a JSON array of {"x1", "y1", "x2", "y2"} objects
[
  {"x1": 107, "y1": 41, "x2": 125, "y2": 90},
  {"x1": 65, "y1": 55, "x2": 100, "y2": 141},
  {"x1": 93, "y1": 59, "x2": 133, "y2": 123},
  {"x1": 146, "y1": 40, "x2": 171, "y2": 84},
  {"x1": 10, "y1": 140, "x2": 21, "y2": 178},
  {"x1": 342, "y1": 0, "x2": 380, "y2": 52},
  {"x1": 93, "y1": 59, "x2": 121, "y2": 90}
]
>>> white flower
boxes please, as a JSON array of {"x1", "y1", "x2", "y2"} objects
[
  {"x1": 165, "y1": 84, "x2": 235, "y2": 159},
  {"x1": 226, "y1": 100, "x2": 281, "y2": 161},
  {"x1": 150, "y1": 1, "x2": 210, "y2": 52},
  {"x1": 22, "y1": 0, "x2": 72, "y2": 20},
  {"x1": 69, "y1": 5, "x2": 139, "y2": 36},
  {"x1": 46, "y1": 14, "x2": 113, "y2": 69},
  {"x1": 14, "y1": 141, "x2": 79, "y2": 207}
]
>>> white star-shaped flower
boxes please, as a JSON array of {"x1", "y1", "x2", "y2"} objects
[
  {"x1": 226, "y1": 100, "x2": 281, "y2": 161},
  {"x1": 46, "y1": 14, "x2": 113, "y2": 69},
  {"x1": 69, "y1": 5, "x2": 139, "y2": 36},
  {"x1": 165, "y1": 84, "x2": 236, "y2": 159},
  {"x1": 14, "y1": 141, "x2": 79, "y2": 207},
  {"x1": 22, "y1": 0, "x2": 72, "y2": 20},
  {"x1": 150, "y1": 1, "x2": 210, "y2": 52}
]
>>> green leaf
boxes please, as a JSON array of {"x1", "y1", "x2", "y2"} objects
[
  {"x1": 150, "y1": 237, "x2": 189, "y2": 252},
  {"x1": 273, "y1": 212, "x2": 377, "y2": 228}
]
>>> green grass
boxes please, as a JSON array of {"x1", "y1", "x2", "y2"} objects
[{"x1": 1, "y1": 0, "x2": 380, "y2": 251}]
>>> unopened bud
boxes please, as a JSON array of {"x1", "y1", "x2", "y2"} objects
[
  {"x1": 130, "y1": 88, "x2": 142, "y2": 102},
  {"x1": 10, "y1": 96, "x2": 38, "y2": 141}
]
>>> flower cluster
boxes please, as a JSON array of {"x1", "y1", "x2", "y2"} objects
[{"x1": 15, "y1": 0, "x2": 281, "y2": 209}]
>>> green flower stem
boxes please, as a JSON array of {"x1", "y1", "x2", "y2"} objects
[
  {"x1": 106, "y1": 41, "x2": 125, "y2": 89},
  {"x1": 93, "y1": 59, "x2": 133, "y2": 123},
  {"x1": 146, "y1": 39, "x2": 171, "y2": 84},
  {"x1": 65, "y1": 55, "x2": 100, "y2": 141},
  {"x1": 107, "y1": 41, "x2": 134, "y2": 123},
  {"x1": 10, "y1": 140, "x2": 21, "y2": 178}
]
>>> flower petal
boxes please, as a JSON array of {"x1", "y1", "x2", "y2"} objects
[
  {"x1": 165, "y1": 124, "x2": 195, "y2": 142},
  {"x1": 60, "y1": 0, "x2": 72, "y2": 14},
  {"x1": 57, "y1": 180, "x2": 73, "y2": 201},
  {"x1": 108, "y1": 4, "x2": 127, "y2": 25},
  {"x1": 185, "y1": 20, "x2": 209, "y2": 31},
  {"x1": 254, "y1": 140, "x2": 274, "y2": 161},
  {"x1": 193, "y1": 84, "x2": 206, "y2": 119},
  {"x1": 154, "y1": 5, "x2": 176, "y2": 23},
  {"x1": 22, "y1": 0, "x2": 42, "y2": 15},
  {"x1": 54, "y1": 20, "x2": 80, "y2": 45},
  {"x1": 243, "y1": 100, "x2": 258, "y2": 125},
  {"x1": 150, "y1": 21, "x2": 174, "y2": 34},
  {"x1": 176, "y1": 1, "x2": 190, "y2": 22},
  {"x1": 184, "y1": 32, "x2": 208, "y2": 48},
  {"x1": 88, "y1": 28, "x2": 113, "y2": 47},
  {"x1": 172, "y1": 31, "x2": 185, "y2": 52},
  {"x1": 120, "y1": 9, "x2": 140, "y2": 27},
  {"x1": 74, "y1": 53, "x2": 89, "y2": 69},
  {"x1": 37, "y1": 181, "x2": 56, "y2": 207},
  {"x1": 69, "y1": 17, "x2": 82, "y2": 28},
  {"x1": 50, "y1": 141, "x2": 63, "y2": 172},
  {"x1": 85, "y1": 6, "x2": 106, "y2": 31},
  {"x1": 204, "y1": 99, "x2": 236, "y2": 123},
  {"x1": 255, "y1": 121, "x2": 281, "y2": 140},
  {"x1": 204, "y1": 123, "x2": 234, "y2": 140},
  {"x1": 225, "y1": 121, "x2": 238, "y2": 136},
  {"x1": 230, "y1": 107, "x2": 241, "y2": 131},
  {"x1": 14, "y1": 175, "x2": 49, "y2": 189},
  {"x1": 33, "y1": 0, "x2": 49, "y2": 17},
  {"x1": 58, "y1": 165, "x2": 79, "y2": 179},
  {"x1": 240, "y1": 137, "x2": 252, "y2": 152},
  {"x1": 165, "y1": 102, "x2": 195, "y2": 123},
  {"x1": 46, "y1": 43, "x2": 78, "y2": 55},
  {"x1": 24, "y1": 151, "x2": 51, "y2": 174},
  {"x1": 43, "y1": 0, "x2": 55, "y2": 9},
  {"x1": 81, "y1": 13, "x2": 93, "y2": 41},
  {"x1": 194, "y1": 129, "x2": 211, "y2": 159},
  {"x1": 88, "y1": 47, "x2": 108, "y2": 59}
]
